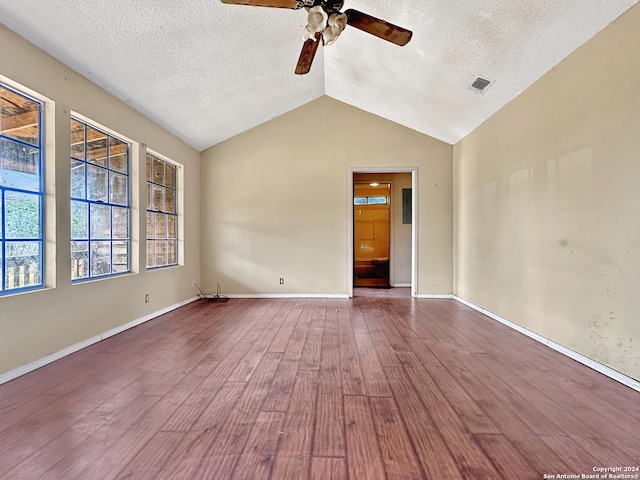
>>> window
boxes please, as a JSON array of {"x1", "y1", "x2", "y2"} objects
[
  {"x1": 0, "y1": 84, "x2": 44, "y2": 294},
  {"x1": 146, "y1": 152, "x2": 177, "y2": 268},
  {"x1": 70, "y1": 118, "x2": 130, "y2": 280},
  {"x1": 354, "y1": 196, "x2": 388, "y2": 205}
]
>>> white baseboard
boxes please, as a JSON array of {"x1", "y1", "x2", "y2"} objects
[
  {"x1": 0, "y1": 296, "x2": 199, "y2": 386},
  {"x1": 453, "y1": 296, "x2": 640, "y2": 393},
  {"x1": 414, "y1": 294, "x2": 454, "y2": 299},
  {"x1": 225, "y1": 293, "x2": 349, "y2": 299},
  {"x1": 393, "y1": 283, "x2": 412, "y2": 288}
]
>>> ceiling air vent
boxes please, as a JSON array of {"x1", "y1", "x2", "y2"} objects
[{"x1": 470, "y1": 76, "x2": 494, "y2": 94}]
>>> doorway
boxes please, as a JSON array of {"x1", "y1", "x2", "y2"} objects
[
  {"x1": 349, "y1": 168, "x2": 417, "y2": 298},
  {"x1": 353, "y1": 182, "x2": 391, "y2": 287}
]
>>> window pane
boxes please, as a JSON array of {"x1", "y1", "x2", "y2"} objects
[
  {"x1": 1, "y1": 87, "x2": 39, "y2": 146},
  {"x1": 90, "y1": 241, "x2": 111, "y2": 277},
  {"x1": 145, "y1": 154, "x2": 152, "y2": 181},
  {"x1": 146, "y1": 211, "x2": 154, "y2": 239},
  {"x1": 0, "y1": 246, "x2": 3, "y2": 291},
  {"x1": 112, "y1": 241, "x2": 129, "y2": 273},
  {"x1": 109, "y1": 137, "x2": 127, "y2": 173},
  {"x1": 5, "y1": 191, "x2": 40, "y2": 239},
  {"x1": 167, "y1": 215, "x2": 176, "y2": 239},
  {"x1": 70, "y1": 120, "x2": 85, "y2": 160},
  {"x1": 146, "y1": 240, "x2": 154, "y2": 268},
  {"x1": 86, "y1": 165, "x2": 107, "y2": 203},
  {"x1": 71, "y1": 241, "x2": 89, "y2": 280},
  {"x1": 70, "y1": 160, "x2": 85, "y2": 199},
  {"x1": 71, "y1": 201, "x2": 88, "y2": 239},
  {"x1": 165, "y1": 163, "x2": 176, "y2": 190},
  {"x1": 86, "y1": 127, "x2": 107, "y2": 166},
  {"x1": 165, "y1": 188, "x2": 175, "y2": 214},
  {"x1": 152, "y1": 157, "x2": 164, "y2": 185},
  {"x1": 90, "y1": 203, "x2": 110, "y2": 239},
  {"x1": 154, "y1": 212, "x2": 167, "y2": 239},
  {"x1": 167, "y1": 240, "x2": 177, "y2": 266},
  {"x1": 0, "y1": 138, "x2": 40, "y2": 192},
  {"x1": 146, "y1": 182, "x2": 151, "y2": 209},
  {"x1": 367, "y1": 196, "x2": 387, "y2": 205},
  {"x1": 354, "y1": 197, "x2": 366, "y2": 205},
  {"x1": 151, "y1": 184, "x2": 164, "y2": 211},
  {"x1": 4, "y1": 241, "x2": 41, "y2": 289},
  {"x1": 112, "y1": 206, "x2": 128, "y2": 239},
  {"x1": 155, "y1": 240, "x2": 167, "y2": 267},
  {"x1": 109, "y1": 171, "x2": 127, "y2": 205}
]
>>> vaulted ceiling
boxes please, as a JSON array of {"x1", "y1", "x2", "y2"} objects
[{"x1": 0, "y1": 0, "x2": 637, "y2": 151}]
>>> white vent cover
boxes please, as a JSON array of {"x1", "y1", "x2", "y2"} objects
[{"x1": 470, "y1": 76, "x2": 494, "y2": 94}]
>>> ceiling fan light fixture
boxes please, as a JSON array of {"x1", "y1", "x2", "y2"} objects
[
  {"x1": 323, "y1": 26, "x2": 339, "y2": 45},
  {"x1": 329, "y1": 12, "x2": 347, "y2": 29},
  {"x1": 323, "y1": 12, "x2": 347, "y2": 45},
  {"x1": 303, "y1": 25, "x2": 318, "y2": 41},
  {"x1": 303, "y1": 5, "x2": 328, "y2": 41}
]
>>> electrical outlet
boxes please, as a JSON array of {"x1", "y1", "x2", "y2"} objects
[
  {"x1": 279, "y1": 278, "x2": 285, "y2": 285},
  {"x1": 145, "y1": 293, "x2": 150, "y2": 303}
]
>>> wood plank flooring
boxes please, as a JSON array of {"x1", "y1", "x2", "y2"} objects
[{"x1": 1, "y1": 288, "x2": 639, "y2": 479}]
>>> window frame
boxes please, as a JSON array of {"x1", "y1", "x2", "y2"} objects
[
  {"x1": 145, "y1": 150, "x2": 179, "y2": 270},
  {"x1": 70, "y1": 116, "x2": 131, "y2": 282},
  {"x1": 0, "y1": 82, "x2": 45, "y2": 296}
]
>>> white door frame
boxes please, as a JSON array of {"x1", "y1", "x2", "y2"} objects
[{"x1": 348, "y1": 167, "x2": 418, "y2": 297}]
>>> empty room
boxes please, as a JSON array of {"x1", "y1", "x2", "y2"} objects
[{"x1": 0, "y1": 1, "x2": 639, "y2": 479}]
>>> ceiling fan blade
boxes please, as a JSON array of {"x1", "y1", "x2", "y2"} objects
[
  {"x1": 344, "y1": 9, "x2": 412, "y2": 46},
  {"x1": 295, "y1": 32, "x2": 322, "y2": 75},
  {"x1": 220, "y1": 0, "x2": 301, "y2": 8}
]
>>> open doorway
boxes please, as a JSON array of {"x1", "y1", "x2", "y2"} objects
[
  {"x1": 353, "y1": 182, "x2": 391, "y2": 287},
  {"x1": 349, "y1": 168, "x2": 417, "y2": 297}
]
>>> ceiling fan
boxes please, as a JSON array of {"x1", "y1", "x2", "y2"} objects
[{"x1": 220, "y1": 0, "x2": 413, "y2": 75}]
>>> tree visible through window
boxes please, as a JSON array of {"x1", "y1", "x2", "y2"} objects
[
  {"x1": 0, "y1": 84, "x2": 44, "y2": 294},
  {"x1": 70, "y1": 118, "x2": 130, "y2": 280},
  {"x1": 146, "y1": 153, "x2": 178, "y2": 268}
]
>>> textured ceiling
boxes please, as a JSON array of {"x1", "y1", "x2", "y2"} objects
[{"x1": 0, "y1": 0, "x2": 637, "y2": 151}]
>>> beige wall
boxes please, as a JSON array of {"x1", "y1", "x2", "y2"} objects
[
  {"x1": 201, "y1": 97, "x2": 452, "y2": 296},
  {"x1": 9, "y1": 2, "x2": 637, "y2": 384},
  {"x1": 0, "y1": 25, "x2": 201, "y2": 376},
  {"x1": 454, "y1": 5, "x2": 640, "y2": 380},
  {"x1": 355, "y1": 173, "x2": 413, "y2": 285}
]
